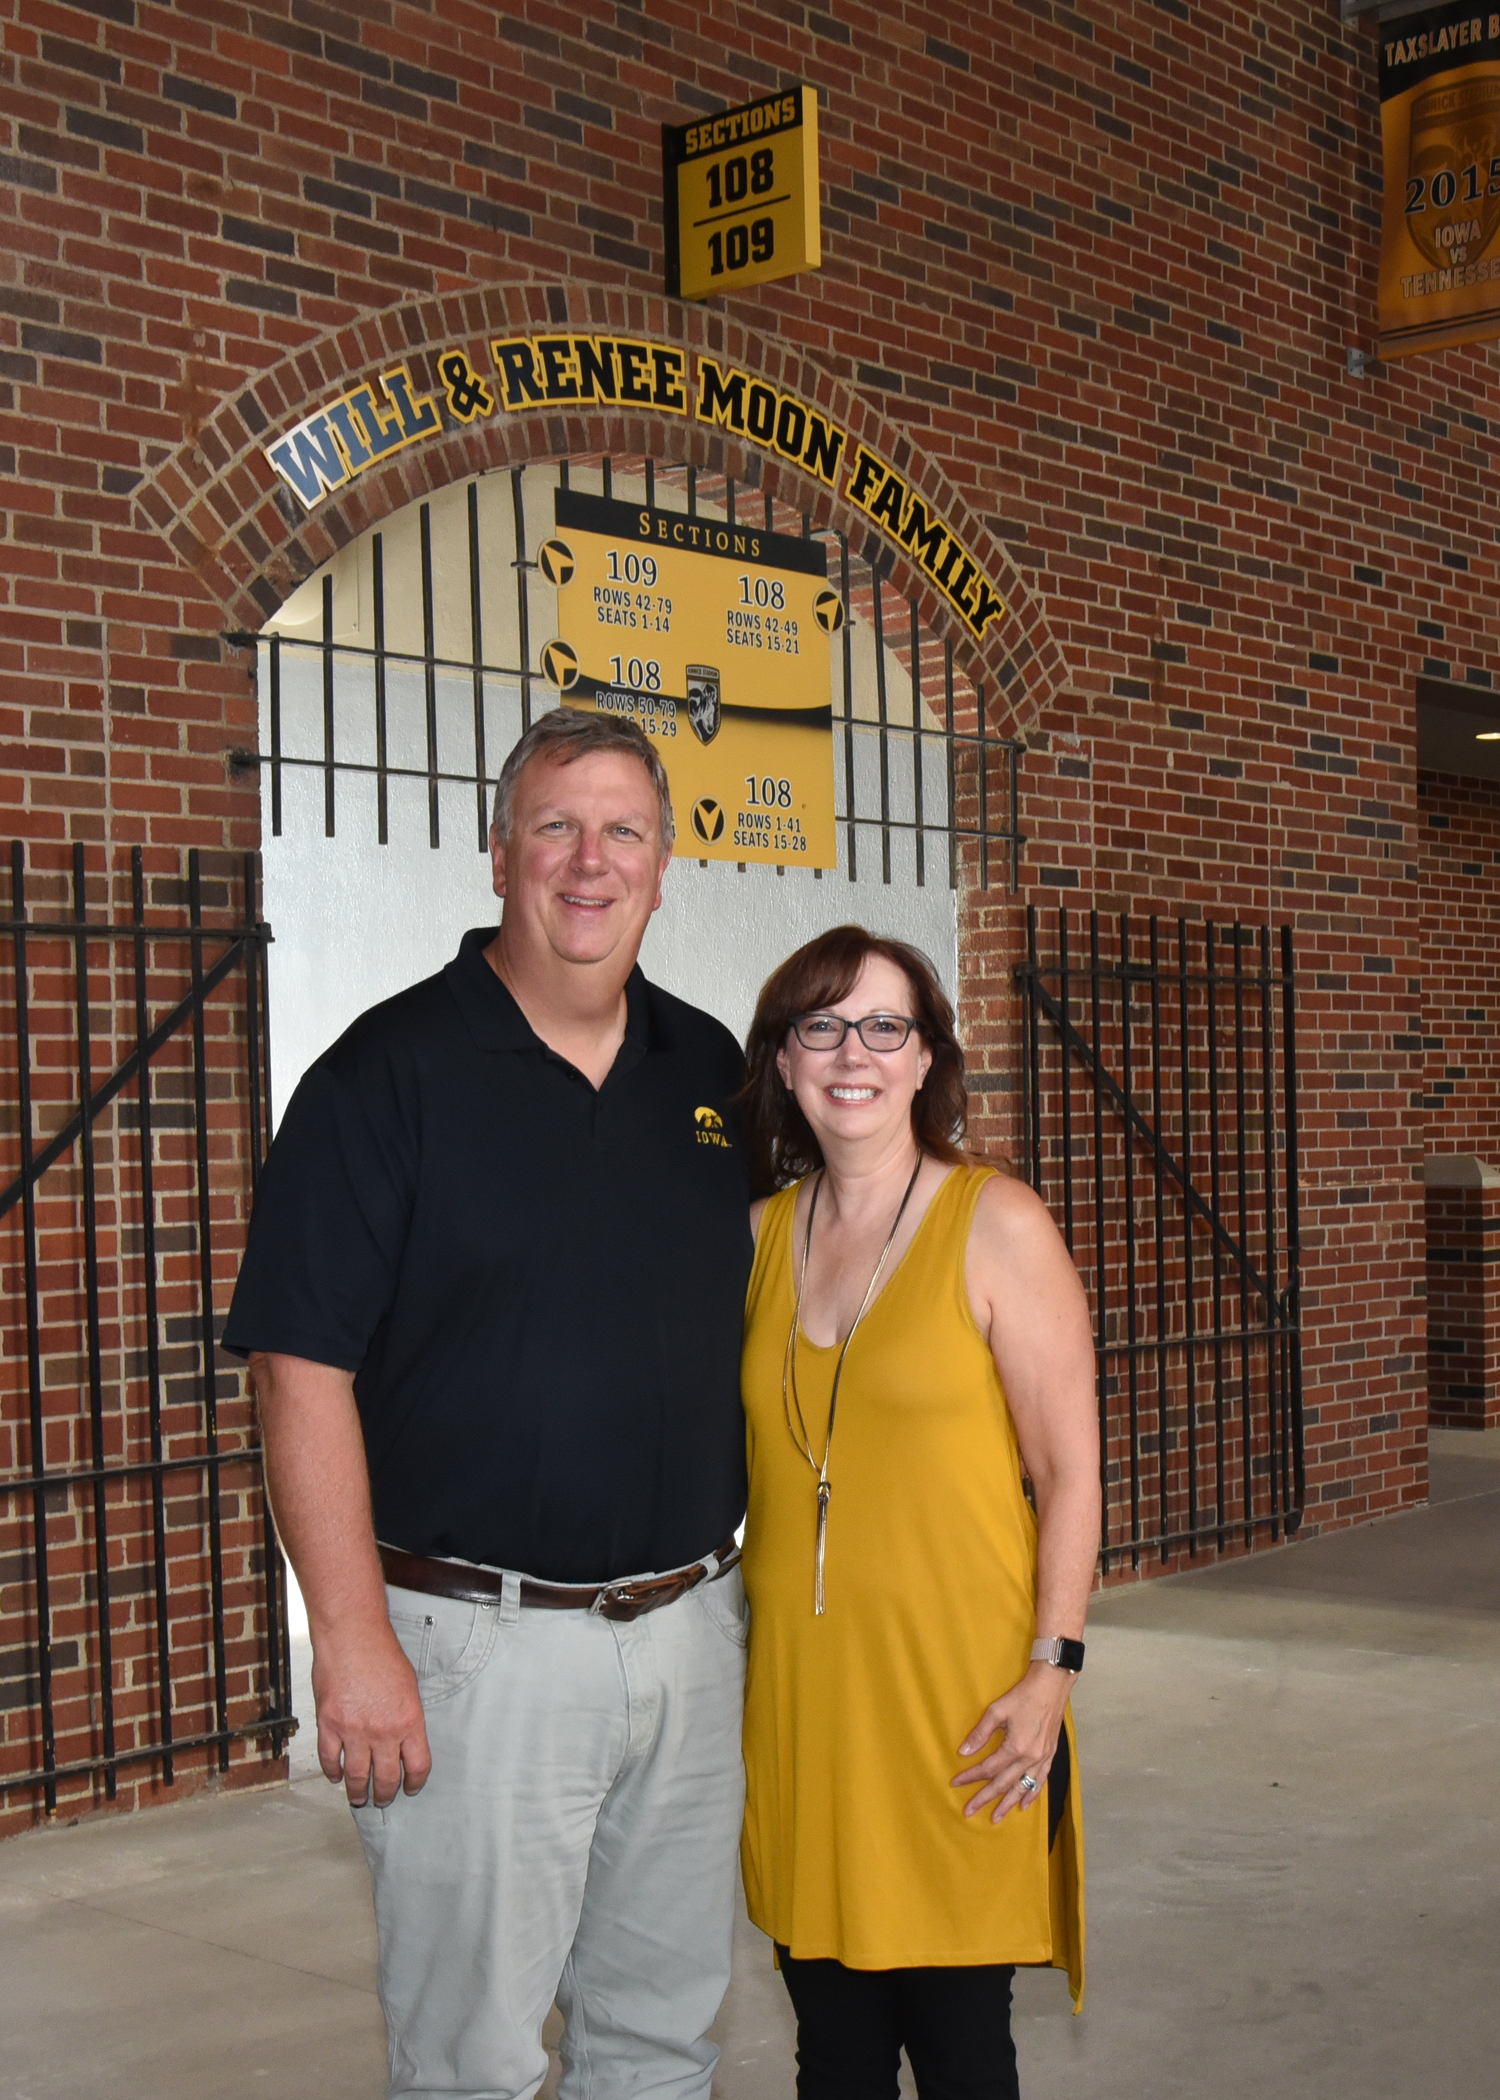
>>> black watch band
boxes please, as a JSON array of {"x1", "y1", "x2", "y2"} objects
[{"x1": 1030, "y1": 1635, "x2": 1085, "y2": 1674}]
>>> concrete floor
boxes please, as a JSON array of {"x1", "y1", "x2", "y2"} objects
[{"x1": 1, "y1": 1428, "x2": 1496, "y2": 2099}]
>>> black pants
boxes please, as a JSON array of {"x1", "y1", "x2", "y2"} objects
[{"x1": 777, "y1": 1950, "x2": 1020, "y2": 2100}]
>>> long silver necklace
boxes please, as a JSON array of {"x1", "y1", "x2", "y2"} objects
[{"x1": 782, "y1": 1154, "x2": 924, "y2": 1615}]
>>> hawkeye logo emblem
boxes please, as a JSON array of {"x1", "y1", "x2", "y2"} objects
[
  {"x1": 690, "y1": 797, "x2": 726, "y2": 845},
  {"x1": 695, "y1": 1105, "x2": 731, "y2": 1149}
]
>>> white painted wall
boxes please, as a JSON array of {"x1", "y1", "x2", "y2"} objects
[{"x1": 260, "y1": 779, "x2": 957, "y2": 1114}]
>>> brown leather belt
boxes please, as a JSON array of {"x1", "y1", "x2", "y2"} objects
[{"x1": 378, "y1": 1536, "x2": 741, "y2": 1623}]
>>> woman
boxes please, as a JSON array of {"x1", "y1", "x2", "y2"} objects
[{"x1": 739, "y1": 926, "x2": 1100, "y2": 2100}]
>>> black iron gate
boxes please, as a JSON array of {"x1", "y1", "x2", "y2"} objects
[
  {"x1": 1016, "y1": 909, "x2": 1304, "y2": 1571},
  {"x1": 0, "y1": 841, "x2": 293, "y2": 1816},
  {"x1": 232, "y1": 454, "x2": 1026, "y2": 891}
]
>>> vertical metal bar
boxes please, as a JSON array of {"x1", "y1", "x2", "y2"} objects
[
  {"x1": 944, "y1": 639, "x2": 957, "y2": 892},
  {"x1": 1178, "y1": 916, "x2": 1199, "y2": 1554},
  {"x1": 1232, "y1": 926, "x2": 1253, "y2": 1546},
  {"x1": 1059, "y1": 909, "x2": 1074, "y2": 1254},
  {"x1": 602, "y1": 454, "x2": 613, "y2": 501},
  {"x1": 870, "y1": 568, "x2": 892, "y2": 885},
  {"x1": 1207, "y1": 922, "x2": 1227, "y2": 1551},
  {"x1": 268, "y1": 634, "x2": 283, "y2": 838},
  {"x1": 839, "y1": 534, "x2": 856, "y2": 882},
  {"x1": 241, "y1": 850, "x2": 287, "y2": 1753},
  {"x1": 12, "y1": 842, "x2": 58, "y2": 1812},
  {"x1": 725, "y1": 476, "x2": 735, "y2": 529},
  {"x1": 1260, "y1": 924, "x2": 1283, "y2": 1540},
  {"x1": 1280, "y1": 925, "x2": 1305, "y2": 1524},
  {"x1": 239, "y1": 863, "x2": 263, "y2": 1162},
  {"x1": 909, "y1": 598, "x2": 925, "y2": 889},
  {"x1": 1009, "y1": 742, "x2": 1022, "y2": 895},
  {"x1": 1019, "y1": 908, "x2": 1035, "y2": 1189},
  {"x1": 765, "y1": 489, "x2": 774, "y2": 532},
  {"x1": 131, "y1": 847, "x2": 174, "y2": 1784},
  {"x1": 1149, "y1": 917, "x2": 1170, "y2": 1563},
  {"x1": 686, "y1": 461, "x2": 696, "y2": 515},
  {"x1": 1120, "y1": 914, "x2": 1140, "y2": 1569},
  {"x1": 71, "y1": 844, "x2": 117, "y2": 1795},
  {"x1": 976, "y1": 682, "x2": 990, "y2": 893},
  {"x1": 511, "y1": 467, "x2": 533, "y2": 732},
  {"x1": 188, "y1": 852, "x2": 230, "y2": 1767},
  {"x1": 1026, "y1": 912, "x2": 1042, "y2": 1190},
  {"x1": 321, "y1": 574, "x2": 335, "y2": 838},
  {"x1": 372, "y1": 535, "x2": 389, "y2": 847},
  {"x1": 467, "y1": 482, "x2": 488, "y2": 850},
  {"x1": 420, "y1": 502, "x2": 440, "y2": 849},
  {"x1": 643, "y1": 458, "x2": 654, "y2": 506},
  {"x1": 1090, "y1": 911, "x2": 1110, "y2": 1572}
]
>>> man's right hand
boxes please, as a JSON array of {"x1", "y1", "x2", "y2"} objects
[
  {"x1": 249, "y1": 1351, "x2": 435, "y2": 1807},
  {"x1": 311, "y1": 1621, "x2": 432, "y2": 1805}
]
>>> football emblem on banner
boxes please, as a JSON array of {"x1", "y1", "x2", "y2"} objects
[
  {"x1": 538, "y1": 538, "x2": 575, "y2": 587},
  {"x1": 686, "y1": 663, "x2": 722, "y2": 745},
  {"x1": 541, "y1": 639, "x2": 580, "y2": 689}
]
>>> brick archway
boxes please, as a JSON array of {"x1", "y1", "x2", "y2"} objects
[{"x1": 134, "y1": 281, "x2": 1068, "y2": 739}]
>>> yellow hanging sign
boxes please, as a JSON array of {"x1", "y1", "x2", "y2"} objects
[
  {"x1": 663, "y1": 86, "x2": 821, "y2": 302},
  {"x1": 541, "y1": 488, "x2": 837, "y2": 866},
  {"x1": 1378, "y1": 6, "x2": 1500, "y2": 357}
]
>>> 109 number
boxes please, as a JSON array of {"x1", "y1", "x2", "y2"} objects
[{"x1": 709, "y1": 219, "x2": 774, "y2": 275}]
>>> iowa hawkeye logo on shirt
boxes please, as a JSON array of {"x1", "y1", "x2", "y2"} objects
[{"x1": 695, "y1": 1106, "x2": 732, "y2": 1149}]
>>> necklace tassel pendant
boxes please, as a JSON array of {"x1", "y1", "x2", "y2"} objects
[{"x1": 814, "y1": 1478, "x2": 830, "y2": 1617}]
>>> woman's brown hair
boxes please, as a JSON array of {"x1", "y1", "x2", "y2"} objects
[{"x1": 740, "y1": 925, "x2": 970, "y2": 1194}]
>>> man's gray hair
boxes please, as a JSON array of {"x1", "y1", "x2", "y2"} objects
[{"x1": 491, "y1": 706, "x2": 675, "y2": 846}]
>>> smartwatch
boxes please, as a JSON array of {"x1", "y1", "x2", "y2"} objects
[{"x1": 1030, "y1": 1635, "x2": 1085, "y2": 1674}]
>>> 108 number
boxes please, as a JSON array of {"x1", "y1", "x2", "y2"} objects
[
  {"x1": 706, "y1": 148, "x2": 775, "y2": 209},
  {"x1": 610, "y1": 656, "x2": 661, "y2": 690}
]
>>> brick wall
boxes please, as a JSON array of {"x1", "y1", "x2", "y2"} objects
[{"x1": 5, "y1": 0, "x2": 1500, "y2": 1820}]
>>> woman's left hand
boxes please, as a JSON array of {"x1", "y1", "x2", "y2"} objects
[{"x1": 952, "y1": 1663, "x2": 1074, "y2": 1824}]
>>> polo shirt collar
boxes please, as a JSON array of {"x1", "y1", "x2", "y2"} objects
[{"x1": 445, "y1": 927, "x2": 654, "y2": 1069}]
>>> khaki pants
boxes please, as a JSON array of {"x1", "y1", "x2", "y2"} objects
[{"x1": 353, "y1": 1570, "x2": 748, "y2": 2100}]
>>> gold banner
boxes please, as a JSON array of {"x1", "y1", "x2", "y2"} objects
[
  {"x1": 540, "y1": 488, "x2": 839, "y2": 867},
  {"x1": 1379, "y1": 7, "x2": 1500, "y2": 357}
]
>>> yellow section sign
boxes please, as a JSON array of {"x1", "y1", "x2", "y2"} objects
[
  {"x1": 1379, "y1": 6, "x2": 1500, "y2": 357},
  {"x1": 663, "y1": 86, "x2": 821, "y2": 302},
  {"x1": 544, "y1": 488, "x2": 837, "y2": 867}
]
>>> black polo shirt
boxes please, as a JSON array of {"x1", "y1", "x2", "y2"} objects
[{"x1": 223, "y1": 929, "x2": 752, "y2": 1583}]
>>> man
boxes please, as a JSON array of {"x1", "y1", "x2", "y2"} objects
[{"x1": 224, "y1": 709, "x2": 753, "y2": 2100}]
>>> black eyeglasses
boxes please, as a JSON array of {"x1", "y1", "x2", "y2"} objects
[{"x1": 789, "y1": 1012, "x2": 921, "y2": 1052}]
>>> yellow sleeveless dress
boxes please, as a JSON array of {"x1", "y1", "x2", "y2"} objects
[{"x1": 740, "y1": 1164, "x2": 1084, "y2": 2001}]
